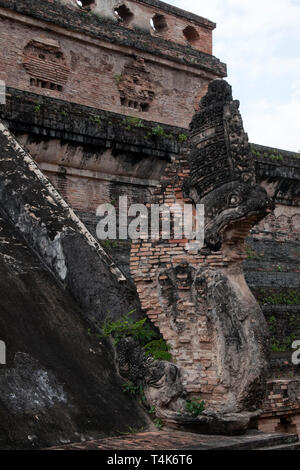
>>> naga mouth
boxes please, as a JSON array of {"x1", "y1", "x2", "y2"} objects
[
  {"x1": 205, "y1": 206, "x2": 273, "y2": 252},
  {"x1": 201, "y1": 181, "x2": 275, "y2": 252},
  {"x1": 220, "y1": 216, "x2": 258, "y2": 254}
]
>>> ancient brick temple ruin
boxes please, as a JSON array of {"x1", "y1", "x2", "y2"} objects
[{"x1": 0, "y1": 0, "x2": 299, "y2": 449}]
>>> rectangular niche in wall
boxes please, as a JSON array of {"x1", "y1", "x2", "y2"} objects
[
  {"x1": 117, "y1": 57, "x2": 155, "y2": 112},
  {"x1": 23, "y1": 38, "x2": 70, "y2": 92}
]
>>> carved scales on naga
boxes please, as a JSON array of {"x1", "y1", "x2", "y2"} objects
[{"x1": 128, "y1": 80, "x2": 275, "y2": 434}]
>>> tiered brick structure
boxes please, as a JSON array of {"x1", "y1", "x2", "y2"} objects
[
  {"x1": 0, "y1": 0, "x2": 226, "y2": 225},
  {"x1": 0, "y1": 0, "x2": 225, "y2": 127}
]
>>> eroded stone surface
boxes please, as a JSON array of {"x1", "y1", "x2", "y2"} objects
[{"x1": 0, "y1": 211, "x2": 149, "y2": 449}]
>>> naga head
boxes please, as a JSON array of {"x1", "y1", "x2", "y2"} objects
[
  {"x1": 188, "y1": 79, "x2": 275, "y2": 255},
  {"x1": 198, "y1": 181, "x2": 274, "y2": 254}
]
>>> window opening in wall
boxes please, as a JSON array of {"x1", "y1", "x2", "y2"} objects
[
  {"x1": 30, "y1": 78, "x2": 63, "y2": 92},
  {"x1": 140, "y1": 103, "x2": 150, "y2": 112},
  {"x1": 183, "y1": 25, "x2": 200, "y2": 45},
  {"x1": 150, "y1": 14, "x2": 168, "y2": 33},
  {"x1": 120, "y1": 97, "x2": 152, "y2": 112},
  {"x1": 114, "y1": 4, "x2": 134, "y2": 24}
]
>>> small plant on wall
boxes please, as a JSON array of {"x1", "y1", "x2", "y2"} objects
[
  {"x1": 185, "y1": 399, "x2": 205, "y2": 417},
  {"x1": 102, "y1": 310, "x2": 156, "y2": 346},
  {"x1": 103, "y1": 310, "x2": 172, "y2": 360},
  {"x1": 151, "y1": 125, "x2": 165, "y2": 137},
  {"x1": 144, "y1": 339, "x2": 172, "y2": 361}
]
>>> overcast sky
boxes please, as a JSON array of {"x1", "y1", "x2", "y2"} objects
[{"x1": 168, "y1": 0, "x2": 300, "y2": 152}]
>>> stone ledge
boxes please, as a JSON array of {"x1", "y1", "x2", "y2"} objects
[
  {"x1": 246, "y1": 271, "x2": 300, "y2": 289},
  {"x1": 261, "y1": 408, "x2": 300, "y2": 418},
  {"x1": 263, "y1": 305, "x2": 300, "y2": 313},
  {"x1": 2, "y1": 88, "x2": 300, "y2": 172},
  {"x1": 1, "y1": 87, "x2": 181, "y2": 158},
  {"x1": 46, "y1": 430, "x2": 299, "y2": 450},
  {"x1": 1, "y1": 88, "x2": 299, "y2": 211},
  {"x1": 252, "y1": 143, "x2": 300, "y2": 165}
]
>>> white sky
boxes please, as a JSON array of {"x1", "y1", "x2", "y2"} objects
[{"x1": 168, "y1": 0, "x2": 300, "y2": 152}]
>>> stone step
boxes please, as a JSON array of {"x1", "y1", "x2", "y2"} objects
[
  {"x1": 256, "y1": 442, "x2": 300, "y2": 450},
  {"x1": 48, "y1": 430, "x2": 300, "y2": 451},
  {"x1": 210, "y1": 432, "x2": 299, "y2": 450}
]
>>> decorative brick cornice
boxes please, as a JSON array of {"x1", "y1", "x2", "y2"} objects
[
  {"x1": 1, "y1": 87, "x2": 181, "y2": 158},
  {"x1": 133, "y1": 0, "x2": 216, "y2": 30},
  {"x1": 252, "y1": 143, "x2": 300, "y2": 165}
]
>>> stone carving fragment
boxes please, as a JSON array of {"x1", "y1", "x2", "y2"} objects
[{"x1": 117, "y1": 56, "x2": 155, "y2": 112}]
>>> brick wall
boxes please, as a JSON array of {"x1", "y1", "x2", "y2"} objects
[
  {"x1": 86, "y1": 0, "x2": 215, "y2": 54},
  {"x1": 129, "y1": 150, "x2": 234, "y2": 408},
  {"x1": 251, "y1": 206, "x2": 300, "y2": 243},
  {"x1": 0, "y1": 0, "x2": 226, "y2": 128},
  {"x1": 259, "y1": 379, "x2": 300, "y2": 437}
]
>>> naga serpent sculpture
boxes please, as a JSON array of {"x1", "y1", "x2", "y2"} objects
[{"x1": 125, "y1": 80, "x2": 275, "y2": 434}]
